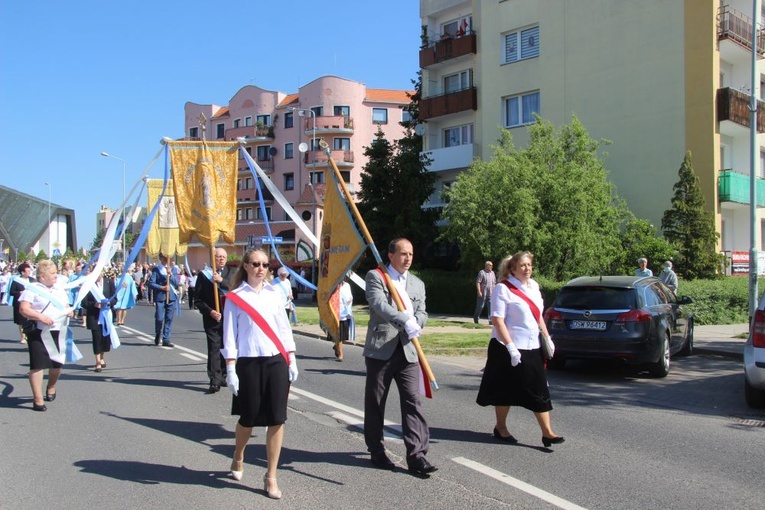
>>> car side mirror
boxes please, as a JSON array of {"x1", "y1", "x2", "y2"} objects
[{"x1": 679, "y1": 296, "x2": 693, "y2": 305}]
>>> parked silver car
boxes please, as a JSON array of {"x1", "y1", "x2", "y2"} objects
[{"x1": 744, "y1": 299, "x2": 765, "y2": 408}]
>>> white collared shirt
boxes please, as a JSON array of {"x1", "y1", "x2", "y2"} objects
[
  {"x1": 386, "y1": 265, "x2": 413, "y2": 313},
  {"x1": 490, "y1": 276, "x2": 543, "y2": 349},
  {"x1": 221, "y1": 281, "x2": 296, "y2": 360}
]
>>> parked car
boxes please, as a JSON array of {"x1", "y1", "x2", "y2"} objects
[
  {"x1": 744, "y1": 299, "x2": 765, "y2": 408},
  {"x1": 543, "y1": 276, "x2": 694, "y2": 377}
]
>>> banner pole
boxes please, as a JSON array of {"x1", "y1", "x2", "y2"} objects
[{"x1": 211, "y1": 244, "x2": 220, "y2": 313}]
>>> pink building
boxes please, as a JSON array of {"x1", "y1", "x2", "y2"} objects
[{"x1": 182, "y1": 75, "x2": 412, "y2": 272}]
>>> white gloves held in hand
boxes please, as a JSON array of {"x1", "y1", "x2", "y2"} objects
[
  {"x1": 506, "y1": 343, "x2": 522, "y2": 367},
  {"x1": 226, "y1": 364, "x2": 239, "y2": 396},
  {"x1": 288, "y1": 352, "x2": 299, "y2": 383},
  {"x1": 404, "y1": 317, "x2": 422, "y2": 340}
]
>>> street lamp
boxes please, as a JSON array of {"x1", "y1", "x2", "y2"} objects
[
  {"x1": 288, "y1": 106, "x2": 317, "y2": 181},
  {"x1": 101, "y1": 152, "x2": 126, "y2": 262},
  {"x1": 44, "y1": 181, "x2": 51, "y2": 256}
]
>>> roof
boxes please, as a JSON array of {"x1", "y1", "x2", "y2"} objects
[
  {"x1": 211, "y1": 107, "x2": 230, "y2": 119},
  {"x1": 366, "y1": 88, "x2": 414, "y2": 104},
  {"x1": 0, "y1": 185, "x2": 75, "y2": 254},
  {"x1": 295, "y1": 183, "x2": 326, "y2": 207},
  {"x1": 277, "y1": 94, "x2": 300, "y2": 108},
  {"x1": 563, "y1": 275, "x2": 656, "y2": 288}
]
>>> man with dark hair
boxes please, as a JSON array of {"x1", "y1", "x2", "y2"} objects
[{"x1": 148, "y1": 253, "x2": 178, "y2": 347}]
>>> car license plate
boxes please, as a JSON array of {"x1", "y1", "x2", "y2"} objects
[{"x1": 569, "y1": 320, "x2": 607, "y2": 331}]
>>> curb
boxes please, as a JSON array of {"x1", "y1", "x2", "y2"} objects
[{"x1": 693, "y1": 347, "x2": 743, "y2": 362}]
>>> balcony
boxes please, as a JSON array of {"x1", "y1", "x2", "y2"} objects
[
  {"x1": 717, "y1": 5, "x2": 765, "y2": 60},
  {"x1": 420, "y1": 87, "x2": 477, "y2": 120},
  {"x1": 304, "y1": 116, "x2": 354, "y2": 134},
  {"x1": 420, "y1": 31, "x2": 477, "y2": 68},
  {"x1": 305, "y1": 149, "x2": 354, "y2": 168},
  {"x1": 716, "y1": 87, "x2": 765, "y2": 134},
  {"x1": 226, "y1": 124, "x2": 275, "y2": 141},
  {"x1": 423, "y1": 143, "x2": 479, "y2": 172},
  {"x1": 718, "y1": 169, "x2": 765, "y2": 207}
]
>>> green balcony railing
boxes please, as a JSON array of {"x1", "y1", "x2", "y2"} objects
[{"x1": 718, "y1": 169, "x2": 765, "y2": 207}]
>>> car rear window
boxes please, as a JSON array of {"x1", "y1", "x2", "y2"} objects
[{"x1": 555, "y1": 286, "x2": 637, "y2": 310}]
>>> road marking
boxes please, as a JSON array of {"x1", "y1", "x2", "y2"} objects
[
  {"x1": 290, "y1": 386, "x2": 400, "y2": 429},
  {"x1": 180, "y1": 353, "x2": 201, "y2": 361},
  {"x1": 326, "y1": 411, "x2": 403, "y2": 442},
  {"x1": 120, "y1": 326, "x2": 206, "y2": 360},
  {"x1": 452, "y1": 457, "x2": 589, "y2": 510}
]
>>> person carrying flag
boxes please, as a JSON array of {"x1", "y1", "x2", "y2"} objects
[
  {"x1": 148, "y1": 253, "x2": 178, "y2": 347},
  {"x1": 363, "y1": 238, "x2": 436, "y2": 476}
]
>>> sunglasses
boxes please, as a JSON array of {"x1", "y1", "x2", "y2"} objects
[{"x1": 245, "y1": 261, "x2": 269, "y2": 268}]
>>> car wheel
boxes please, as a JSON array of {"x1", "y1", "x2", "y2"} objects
[
  {"x1": 745, "y1": 377, "x2": 765, "y2": 409},
  {"x1": 547, "y1": 357, "x2": 566, "y2": 370},
  {"x1": 648, "y1": 333, "x2": 670, "y2": 378},
  {"x1": 678, "y1": 318, "x2": 694, "y2": 357}
]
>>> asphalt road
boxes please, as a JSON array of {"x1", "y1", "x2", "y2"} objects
[{"x1": 1, "y1": 303, "x2": 764, "y2": 510}]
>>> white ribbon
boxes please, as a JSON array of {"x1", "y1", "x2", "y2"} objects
[{"x1": 90, "y1": 285, "x2": 121, "y2": 349}]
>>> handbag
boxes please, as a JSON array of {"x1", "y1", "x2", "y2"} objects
[{"x1": 539, "y1": 332, "x2": 555, "y2": 360}]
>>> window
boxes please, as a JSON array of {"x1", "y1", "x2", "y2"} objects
[
  {"x1": 441, "y1": 181, "x2": 454, "y2": 204},
  {"x1": 442, "y1": 15, "x2": 472, "y2": 38},
  {"x1": 284, "y1": 173, "x2": 294, "y2": 190},
  {"x1": 256, "y1": 207, "x2": 272, "y2": 220},
  {"x1": 504, "y1": 26, "x2": 540, "y2": 64},
  {"x1": 245, "y1": 147, "x2": 252, "y2": 157},
  {"x1": 333, "y1": 137, "x2": 351, "y2": 150},
  {"x1": 443, "y1": 70, "x2": 471, "y2": 93},
  {"x1": 233, "y1": 119, "x2": 241, "y2": 128},
  {"x1": 340, "y1": 171, "x2": 351, "y2": 183},
  {"x1": 760, "y1": 149, "x2": 765, "y2": 178},
  {"x1": 237, "y1": 178, "x2": 242, "y2": 191},
  {"x1": 256, "y1": 115, "x2": 271, "y2": 126},
  {"x1": 334, "y1": 105, "x2": 350, "y2": 117},
  {"x1": 284, "y1": 143, "x2": 294, "y2": 159},
  {"x1": 237, "y1": 208, "x2": 243, "y2": 221},
  {"x1": 402, "y1": 109, "x2": 413, "y2": 125},
  {"x1": 245, "y1": 177, "x2": 253, "y2": 189},
  {"x1": 444, "y1": 124, "x2": 473, "y2": 147},
  {"x1": 372, "y1": 108, "x2": 388, "y2": 124},
  {"x1": 189, "y1": 127, "x2": 199, "y2": 138},
  {"x1": 245, "y1": 116, "x2": 252, "y2": 127},
  {"x1": 285, "y1": 111, "x2": 294, "y2": 128},
  {"x1": 310, "y1": 138, "x2": 322, "y2": 151},
  {"x1": 215, "y1": 123, "x2": 225, "y2": 139},
  {"x1": 504, "y1": 91, "x2": 540, "y2": 127},
  {"x1": 257, "y1": 145, "x2": 271, "y2": 161},
  {"x1": 244, "y1": 208, "x2": 253, "y2": 220},
  {"x1": 311, "y1": 106, "x2": 323, "y2": 118},
  {"x1": 310, "y1": 171, "x2": 325, "y2": 184}
]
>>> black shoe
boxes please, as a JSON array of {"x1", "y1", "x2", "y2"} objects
[
  {"x1": 493, "y1": 428, "x2": 518, "y2": 444},
  {"x1": 542, "y1": 436, "x2": 565, "y2": 447},
  {"x1": 407, "y1": 457, "x2": 437, "y2": 476},
  {"x1": 33, "y1": 403, "x2": 47, "y2": 412},
  {"x1": 44, "y1": 387, "x2": 56, "y2": 402},
  {"x1": 154, "y1": 336, "x2": 160, "y2": 346},
  {"x1": 370, "y1": 452, "x2": 396, "y2": 470},
  {"x1": 221, "y1": 381, "x2": 228, "y2": 387},
  {"x1": 206, "y1": 385, "x2": 220, "y2": 394},
  {"x1": 162, "y1": 342, "x2": 174, "y2": 348}
]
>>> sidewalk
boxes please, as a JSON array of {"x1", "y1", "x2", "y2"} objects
[{"x1": 291, "y1": 313, "x2": 749, "y2": 366}]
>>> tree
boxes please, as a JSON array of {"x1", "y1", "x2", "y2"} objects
[
  {"x1": 442, "y1": 115, "x2": 630, "y2": 280},
  {"x1": 356, "y1": 74, "x2": 437, "y2": 266},
  {"x1": 619, "y1": 218, "x2": 676, "y2": 275},
  {"x1": 661, "y1": 151, "x2": 722, "y2": 279}
]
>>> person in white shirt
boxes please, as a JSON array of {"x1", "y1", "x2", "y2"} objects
[
  {"x1": 274, "y1": 266, "x2": 293, "y2": 319},
  {"x1": 332, "y1": 279, "x2": 353, "y2": 361},
  {"x1": 222, "y1": 249, "x2": 298, "y2": 500}
]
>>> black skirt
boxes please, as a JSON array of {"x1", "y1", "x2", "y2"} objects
[
  {"x1": 27, "y1": 329, "x2": 64, "y2": 370},
  {"x1": 231, "y1": 354, "x2": 290, "y2": 427},
  {"x1": 476, "y1": 338, "x2": 552, "y2": 413},
  {"x1": 90, "y1": 327, "x2": 112, "y2": 355}
]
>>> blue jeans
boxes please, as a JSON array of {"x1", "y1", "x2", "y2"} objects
[
  {"x1": 473, "y1": 293, "x2": 491, "y2": 323},
  {"x1": 155, "y1": 300, "x2": 176, "y2": 342}
]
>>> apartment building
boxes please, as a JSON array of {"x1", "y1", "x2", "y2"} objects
[
  {"x1": 182, "y1": 75, "x2": 411, "y2": 270},
  {"x1": 419, "y1": 0, "x2": 765, "y2": 254}
]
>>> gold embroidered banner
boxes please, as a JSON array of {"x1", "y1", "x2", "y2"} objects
[
  {"x1": 317, "y1": 175, "x2": 367, "y2": 341},
  {"x1": 167, "y1": 141, "x2": 238, "y2": 247},
  {"x1": 146, "y1": 178, "x2": 187, "y2": 257}
]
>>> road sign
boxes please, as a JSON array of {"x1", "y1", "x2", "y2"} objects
[
  {"x1": 262, "y1": 236, "x2": 284, "y2": 244},
  {"x1": 53, "y1": 248, "x2": 61, "y2": 257}
]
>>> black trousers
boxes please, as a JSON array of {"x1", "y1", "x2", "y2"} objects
[{"x1": 205, "y1": 321, "x2": 225, "y2": 386}]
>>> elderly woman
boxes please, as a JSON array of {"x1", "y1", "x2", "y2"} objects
[
  {"x1": 659, "y1": 260, "x2": 678, "y2": 293},
  {"x1": 19, "y1": 260, "x2": 74, "y2": 412},
  {"x1": 82, "y1": 270, "x2": 117, "y2": 372},
  {"x1": 10, "y1": 262, "x2": 36, "y2": 344},
  {"x1": 476, "y1": 251, "x2": 565, "y2": 448},
  {"x1": 222, "y1": 249, "x2": 298, "y2": 499}
]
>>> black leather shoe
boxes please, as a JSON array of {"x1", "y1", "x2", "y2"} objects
[
  {"x1": 370, "y1": 453, "x2": 396, "y2": 470},
  {"x1": 162, "y1": 342, "x2": 175, "y2": 348},
  {"x1": 542, "y1": 436, "x2": 565, "y2": 447},
  {"x1": 33, "y1": 403, "x2": 47, "y2": 412},
  {"x1": 407, "y1": 457, "x2": 437, "y2": 476},
  {"x1": 221, "y1": 381, "x2": 228, "y2": 387},
  {"x1": 154, "y1": 336, "x2": 160, "y2": 346},
  {"x1": 206, "y1": 385, "x2": 220, "y2": 394},
  {"x1": 493, "y1": 427, "x2": 518, "y2": 444}
]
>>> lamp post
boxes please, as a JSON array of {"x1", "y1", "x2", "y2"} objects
[
  {"x1": 101, "y1": 152, "x2": 126, "y2": 262},
  {"x1": 44, "y1": 181, "x2": 51, "y2": 256},
  {"x1": 290, "y1": 106, "x2": 318, "y2": 295}
]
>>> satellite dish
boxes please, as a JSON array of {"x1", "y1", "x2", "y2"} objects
[
  {"x1": 269, "y1": 146, "x2": 278, "y2": 156},
  {"x1": 298, "y1": 142, "x2": 309, "y2": 153},
  {"x1": 414, "y1": 124, "x2": 426, "y2": 136}
]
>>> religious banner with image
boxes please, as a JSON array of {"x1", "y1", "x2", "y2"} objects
[{"x1": 145, "y1": 178, "x2": 187, "y2": 257}]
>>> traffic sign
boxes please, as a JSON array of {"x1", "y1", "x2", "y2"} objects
[{"x1": 262, "y1": 236, "x2": 284, "y2": 244}]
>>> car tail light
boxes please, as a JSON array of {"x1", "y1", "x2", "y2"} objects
[
  {"x1": 753, "y1": 310, "x2": 765, "y2": 348},
  {"x1": 544, "y1": 309, "x2": 565, "y2": 328},
  {"x1": 615, "y1": 309, "x2": 652, "y2": 323}
]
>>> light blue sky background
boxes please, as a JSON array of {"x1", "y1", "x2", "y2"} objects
[{"x1": 0, "y1": 0, "x2": 421, "y2": 250}]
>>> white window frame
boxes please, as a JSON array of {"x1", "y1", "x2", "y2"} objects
[
  {"x1": 284, "y1": 142, "x2": 294, "y2": 159},
  {"x1": 216, "y1": 123, "x2": 225, "y2": 139},
  {"x1": 310, "y1": 171, "x2": 325, "y2": 184},
  {"x1": 333, "y1": 137, "x2": 351, "y2": 151},
  {"x1": 504, "y1": 25, "x2": 540, "y2": 64},
  {"x1": 284, "y1": 172, "x2": 295, "y2": 191},
  {"x1": 233, "y1": 118, "x2": 241, "y2": 128},
  {"x1": 444, "y1": 124, "x2": 474, "y2": 147},
  {"x1": 443, "y1": 70, "x2": 471, "y2": 94},
  {"x1": 245, "y1": 177, "x2": 253, "y2": 189},
  {"x1": 256, "y1": 207, "x2": 272, "y2": 220},
  {"x1": 245, "y1": 116, "x2": 253, "y2": 126},
  {"x1": 372, "y1": 108, "x2": 388, "y2": 124},
  {"x1": 503, "y1": 91, "x2": 541, "y2": 128},
  {"x1": 285, "y1": 111, "x2": 294, "y2": 128},
  {"x1": 256, "y1": 114, "x2": 271, "y2": 126}
]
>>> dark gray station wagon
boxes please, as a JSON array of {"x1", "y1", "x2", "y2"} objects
[{"x1": 543, "y1": 276, "x2": 694, "y2": 377}]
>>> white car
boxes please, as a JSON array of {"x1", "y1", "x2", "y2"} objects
[{"x1": 745, "y1": 302, "x2": 765, "y2": 408}]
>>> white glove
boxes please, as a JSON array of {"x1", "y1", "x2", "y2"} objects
[
  {"x1": 226, "y1": 365, "x2": 239, "y2": 396},
  {"x1": 506, "y1": 343, "x2": 522, "y2": 367},
  {"x1": 404, "y1": 317, "x2": 422, "y2": 339},
  {"x1": 288, "y1": 352, "x2": 299, "y2": 383}
]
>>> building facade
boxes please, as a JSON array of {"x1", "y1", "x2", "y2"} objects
[
  {"x1": 419, "y1": 0, "x2": 765, "y2": 254},
  {"x1": 182, "y1": 75, "x2": 412, "y2": 271}
]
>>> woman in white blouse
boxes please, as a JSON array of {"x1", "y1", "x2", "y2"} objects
[
  {"x1": 476, "y1": 251, "x2": 565, "y2": 448},
  {"x1": 222, "y1": 249, "x2": 298, "y2": 499}
]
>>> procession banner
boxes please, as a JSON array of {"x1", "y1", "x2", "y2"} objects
[
  {"x1": 168, "y1": 140, "x2": 238, "y2": 247},
  {"x1": 145, "y1": 178, "x2": 187, "y2": 257}
]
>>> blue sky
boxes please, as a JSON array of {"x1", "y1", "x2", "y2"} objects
[{"x1": 0, "y1": 0, "x2": 421, "y2": 250}]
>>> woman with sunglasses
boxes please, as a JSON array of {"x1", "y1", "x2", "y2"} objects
[{"x1": 221, "y1": 249, "x2": 298, "y2": 500}]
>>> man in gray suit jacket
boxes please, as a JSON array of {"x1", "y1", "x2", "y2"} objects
[{"x1": 364, "y1": 238, "x2": 436, "y2": 476}]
